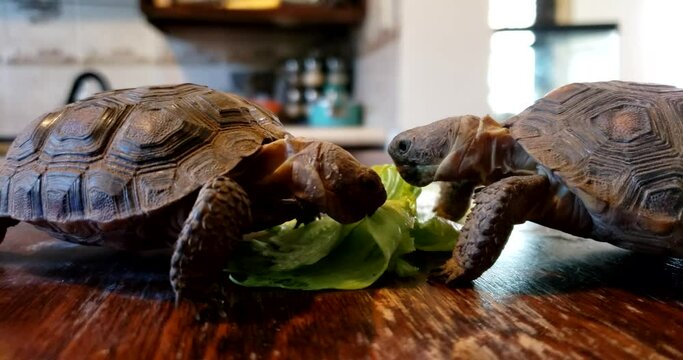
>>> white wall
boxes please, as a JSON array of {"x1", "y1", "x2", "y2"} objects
[
  {"x1": 398, "y1": 0, "x2": 491, "y2": 130},
  {"x1": 572, "y1": 0, "x2": 683, "y2": 87},
  {"x1": 355, "y1": 0, "x2": 683, "y2": 135},
  {"x1": 354, "y1": 0, "x2": 400, "y2": 132},
  {"x1": 355, "y1": 0, "x2": 491, "y2": 133},
  {"x1": 354, "y1": 41, "x2": 399, "y2": 130}
]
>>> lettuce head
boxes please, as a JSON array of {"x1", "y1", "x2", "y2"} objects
[{"x1": 227, "y1": 164, "x2": 459, "y2": 290}]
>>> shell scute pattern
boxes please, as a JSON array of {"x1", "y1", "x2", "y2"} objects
[
  {"x1": 644, "y1": 185, "x2": 683, "y2": 218},
  {"x1": 179, "y1": 144, "x2": 242, "y2": 189},
  {"x1": 84, "y1": 169, "x2": 135, "y2": 222},
  {"x1": 201, "y1": 91, "x2": 257, "y2": 127},
  {"x1": 106, "y1": 104, "x2": 214, "y2": 167},
  {"x1": 43, "y1": 169, "x2": 83, "y2": 221},
  {"x1": 9, "y1": 170, "x2": 42, "y2": 220},
  {"x1": 6, "y1": 112, "x2": 61, "y2": 163},
  {"x1": 52, "y1": 106, "x2": 103, "y2": 140},
  {"x1": 136, "y1": 168, "x2": 177, "y2": 210},
  {"x1": 42, "y1": 100, "x2": 130, "y2": 161},
  {"x1": 591, "y1": 105, "x2": 652, "y2": 142},
  {"x1": 510, "y1": 81, "x2": 683, "y2": 237},
  {"x1": 1, "y1": 84, "x2": 286, "y2": 224}
]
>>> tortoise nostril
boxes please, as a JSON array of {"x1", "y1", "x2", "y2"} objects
[{"x1": 397, "y1": 139, "x2": 411, "y2": 154}]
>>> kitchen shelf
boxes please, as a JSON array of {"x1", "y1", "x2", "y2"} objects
[
  {"x1": 496, "y1": 24, "x2": 618, "y2": 33},
  {"x1": 140, "y1": 1, "x2": 365, "y2": 28}
]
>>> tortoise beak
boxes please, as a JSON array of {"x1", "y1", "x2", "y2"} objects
[
  {"x1": 395, "y1": 164, "x2": 438, "y2": 187},
  {"x1": 327, "y1": 167, "x2": 387, "y2": 223},
  {"x1": 389, "y1": 119, "x2": 457, "y2": 187}
]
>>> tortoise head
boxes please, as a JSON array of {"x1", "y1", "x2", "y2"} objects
[
  {"x1": 308, "y1": 141, "x2": 387, "y2": 223},
  {"x1": 388, "y1": 115, "x2": 484, "y2": 186},
  {"x1": 280, "y1": 137, "x2": 387, "y2": 224}
]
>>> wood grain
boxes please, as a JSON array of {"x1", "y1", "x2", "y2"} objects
[{"x1": 0, "y1": 222, "x2": 681, "y2": 359}]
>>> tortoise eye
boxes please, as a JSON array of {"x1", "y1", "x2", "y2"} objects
[{"x1": 261, "y1": 137, "x2": 275, "y2": 145}]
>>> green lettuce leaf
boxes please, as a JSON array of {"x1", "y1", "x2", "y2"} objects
[
  {"x1": 227, "y1": 164, "x2": 459, "y2": 290},
  {"x1": 375, "y1": 164, "x2": 421, "y2": 207},
  {"x1": 412, "y1": 216, "x2": 459, "y2": 251},
  {"x1": 244, "y1": 216, "x2": 349, "y2": 272}
]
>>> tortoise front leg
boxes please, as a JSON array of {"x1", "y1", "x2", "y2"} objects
[
  {"x1": 434, "y1": 181, "x2": 476, "y2": 222},
  {"x1": 170, "y1": 176, "x2": 251, "y2": 305},
  {"x1": 436, "y1": 175, "x2": 549, "y2": 284}
]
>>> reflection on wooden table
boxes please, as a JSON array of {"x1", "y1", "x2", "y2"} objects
[{"x1": 0, "y1": 222, "x2": 681, "y2": 359}]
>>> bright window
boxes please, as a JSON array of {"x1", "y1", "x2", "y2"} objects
[{"x1": 488, "y1": 0, "x2": 619, "y2": 117}]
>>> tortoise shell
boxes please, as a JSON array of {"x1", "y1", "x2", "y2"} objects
[
  {"x1": 508, "y1": 81, "x2": 683, "y2": 246},
  {"x1": 0, "y1": 84, "x2": 287, "y2": 224}
]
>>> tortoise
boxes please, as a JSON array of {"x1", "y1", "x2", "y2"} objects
[
  {"x1": 0, "y1": 83, "x2": 387, "y2": 302},
  {"x1": 388, "y1": 81, "x2": 683, "y2": 284}
]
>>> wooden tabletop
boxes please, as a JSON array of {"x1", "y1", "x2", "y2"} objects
[{"x1": 0, "y1": 222, "x2": 681, "y2": 359}]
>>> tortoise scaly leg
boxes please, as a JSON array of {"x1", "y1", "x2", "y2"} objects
[
  {"x1": 434, "y1": 181, "x2": 475, "y2": 222},
  {"x1": 0, "y1": 218, "x2": 19, "y2": 244},
  {"x1": 170, "y1": 176, "x2": 251, "y2": 305},
  {"x1": 436, "y1": 175, "x2": 549, "y2": 284}
]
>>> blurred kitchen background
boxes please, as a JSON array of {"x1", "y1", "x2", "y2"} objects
[{"x1": 1, "y1": 0, "x2": 682, "y2": 162}]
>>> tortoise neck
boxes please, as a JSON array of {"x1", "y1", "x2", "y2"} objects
[{"x1": 436, "y1": 115, "x2": 537, "y2": 185}]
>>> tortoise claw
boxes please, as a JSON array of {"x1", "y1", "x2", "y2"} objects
[
  {"x1": 428, "y1": 259, "x2": 473, "y2": 287},
  {"x1": 174, "y1": 290, "x2": 183, "y2": 308},
  {"x1": 295, "y1": 214, "x2": 320, "y2": 228},
  {"x1": 194, "y1": 296, "x2": 228, "y2": 322},
  {"x1": 294, "y1": 200, "x2": 320, "y2": 227},
  {"x1": 174, "y1": 282, "x2": 229, "y2": 321}
]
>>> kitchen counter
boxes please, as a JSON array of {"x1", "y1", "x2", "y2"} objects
[
  {"x1": 285, "y1": 126, "x2": 387, "y2": 149},
  {"x1": 286, "y1": 126, "x2": 390, "y2": 165},
  {"x1": 0, "y1": 222, "x2": 681, "y2": 359}
]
